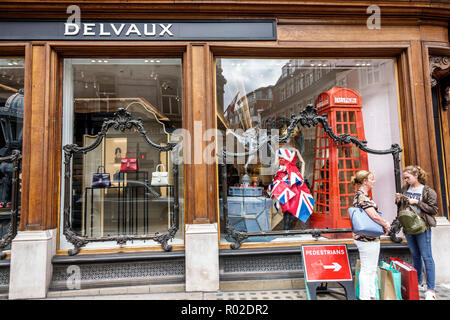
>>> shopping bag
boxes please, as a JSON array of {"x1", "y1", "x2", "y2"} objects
[
  {"x1": 379, "y1": 261, "x2": 402, "y2": 300},
  {"x1": 354, "y1": 259, "x2": 380, "y2": 300},
  {"x1": 120, "y1": 151, "x2": 139, "y2": 172},
  {"x1": 354, "y1": 259, "x2": 361, "y2": 299},
  {"x1": 389, "y1": 257, "x2": 420, "y2": 300}
]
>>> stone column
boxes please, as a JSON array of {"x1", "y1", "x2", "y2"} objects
[
  {"x1": 9, "y1": 229, "x2": 57, "y2": 299},
  {"x1": 432, "y1": 217, "x2": 450, "y2": 284},
  {"x1": 185, "y1": 223, "x2": 219, "y2": 292}
]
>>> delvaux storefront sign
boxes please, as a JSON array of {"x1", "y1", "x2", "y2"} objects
[{"x1": 0, "y1": 19, "x2": 276, "y2": 41}]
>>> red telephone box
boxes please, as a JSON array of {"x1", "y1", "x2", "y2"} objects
[{"x1": 310, "y1": 87, "x2": 369, "y2": 238}]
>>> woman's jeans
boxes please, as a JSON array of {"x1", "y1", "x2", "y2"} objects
[
  {"x1": 405, "y1": 228, "x2": 435, "y2": 290},
  {"x1": 355, "y1": 240, "x2": 380, "y2": 300}
]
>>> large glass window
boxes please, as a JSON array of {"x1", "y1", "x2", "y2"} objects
[
  {"x1": 216, "y1": 58, "x2": 400, "y2": 244},
  {"x1": 61, "y1": 58, "x2": 184, "y2": 250},
  {"x1": 0, "y1": 58, "x2": 24, "y2": 244}
]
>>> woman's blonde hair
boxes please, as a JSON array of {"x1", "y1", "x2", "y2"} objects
[
  {"x1": 351, "y1": 170, "x2": 374, "y2": 185},
  {"x1": 403, "y1": 165, "x2": 427, "y2": 185}
]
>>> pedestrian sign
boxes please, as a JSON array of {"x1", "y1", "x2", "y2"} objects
[{"x1": 301, "y1": 244, "x2": 355, "y2": 300}]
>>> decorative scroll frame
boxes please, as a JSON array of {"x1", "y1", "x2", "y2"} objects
[
  {"x1": 63, "y1": 108, "x2": 180, "y2": 255},
  {"x1": 429, "y1": 55, "x2": 450, "y2": 111},
  {"x1": 0, "y1": 150, "x2": 21, "y2": 259},
  {"x1": 220, "y1": 104, "x2": 403, "y2": 249}
]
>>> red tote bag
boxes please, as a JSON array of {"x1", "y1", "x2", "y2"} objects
[
  {"x1": 389, "y1": 257, "x2": 420, "y2": 300},
  {"x1": 120, "y1": 151, "x2": 139, "y2": 172}
]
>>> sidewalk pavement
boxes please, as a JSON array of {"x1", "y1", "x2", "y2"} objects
[{"x1": 36, "y1": 283, "x2": 450, "y2": 300}]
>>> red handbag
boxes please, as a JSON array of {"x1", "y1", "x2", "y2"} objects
[{"x1": 120, "y1": 151, "x2": 139, "y2": 172}]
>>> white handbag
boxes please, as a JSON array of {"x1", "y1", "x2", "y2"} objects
[{"x1": 151, "y1": 164, "x2": 169, "y2": 186}]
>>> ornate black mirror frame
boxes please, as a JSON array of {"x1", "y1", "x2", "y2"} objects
[
  {"x1": 0, "y1": 150, "x2": 21, "y2": 259},
  {"x1": 63, "y1": 108, "x2": 180, "y2": 256},
  {"x1": 220, "y1": 104, "x2": 403, "y2": 249}
]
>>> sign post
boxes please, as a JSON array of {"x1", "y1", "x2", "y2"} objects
[{"x1": 301, "y1": 244, "x2": 355, "y2": 300}]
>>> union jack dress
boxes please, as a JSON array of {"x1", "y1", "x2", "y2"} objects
[{"x1": 268, "y1": 148, "x2": 315, "y2": 223}]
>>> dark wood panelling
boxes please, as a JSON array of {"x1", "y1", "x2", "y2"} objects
[
  {"x1": 0, "y1": 43, "x2": 27, "y2": 56},
  {"x1": 424, "y1": 44, "x2": 450, "y2": 216},
  {"x1": 0, "y1": 1, "x2": 449, "y2": 22},
  {"x1": 48, "y1": 42, "x2": 187, "y2": 58},
  {"x1": 184, "y1": 43, "x2": 218, "y2": 224},
  {"x1": 20, "y1": 43, "x2": 46, "y2": 230}
]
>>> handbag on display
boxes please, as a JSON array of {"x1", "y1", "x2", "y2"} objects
[
  {"x1": 398, "y1": 205, "x2": 427, "y2": 235},
  {"x1": 120, "y1": 151, "x2": 139, "y2": 172},
  {"x1": 348, "y1": 207, "x2": 385, "y2": 237},
  {"x1": 92, "y1": 166, "x2": 111, "y2": 188},
  {"x1": 151, "y1": 164, "x2": 169, "y2": 186}
]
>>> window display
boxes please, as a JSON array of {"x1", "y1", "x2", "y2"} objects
[
  {"x1": 216, "y1": 58, "x2": 401, "y2": 245},
  {"x1": 61, "y1": 58, "x2": 184, "y2": 251}
]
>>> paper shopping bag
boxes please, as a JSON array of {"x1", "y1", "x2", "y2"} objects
[
  {"x1": 379, "y1": 261, "x2": 402, "y2": 300},
  {"x1": 389, "y1": 257, "x2": 419, "y2": 300},
  {"x1": 354, "y1": 259, "x2": 380, "y2": 300},
  {"x1": 354, "y1": 259, "x2": 360, "y2": 299}
]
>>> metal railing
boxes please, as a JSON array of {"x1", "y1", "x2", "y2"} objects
[{"x1": 0, "y1": 150, "x2": 21, "y2": 259}]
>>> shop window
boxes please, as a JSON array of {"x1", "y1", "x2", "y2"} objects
[
  {"x1": 61, "y1": 58, "x2": 184, "y2": 250},
  {"x1": 216, "y1": 58, "x2": 401, "y2": 245},
  {"x1": 0, "y1": 58, "x2": 24, "y2": 245}
]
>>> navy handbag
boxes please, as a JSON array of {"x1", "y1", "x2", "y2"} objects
[
  {"x1": 92, "y1": 166, "x2": 111, "y2": 188},
  {"x1": 348, "y1": 207, "x2": 384, "y2": 237}
]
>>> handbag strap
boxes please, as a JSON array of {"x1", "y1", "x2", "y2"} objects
[
  {"x1": 97, "y1": 165, "x2": 105, "y2": 173},
  {"x1": 125, "y1": 151, "x2": 136, "y2": 158},
  {"x1": 156, "y1": 163, "x2": 166, "y2": 172},
  {"x1": 348, "y1": 206, "x2": 364, "y2": 219}
]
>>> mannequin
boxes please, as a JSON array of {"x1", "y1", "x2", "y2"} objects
[{"x1": 268, "y1": 126, "x2": 314, "y2": 230}]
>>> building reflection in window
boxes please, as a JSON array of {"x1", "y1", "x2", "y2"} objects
[{"x1": 0, "y1": 58, "x2": 24, "y2": 241}]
